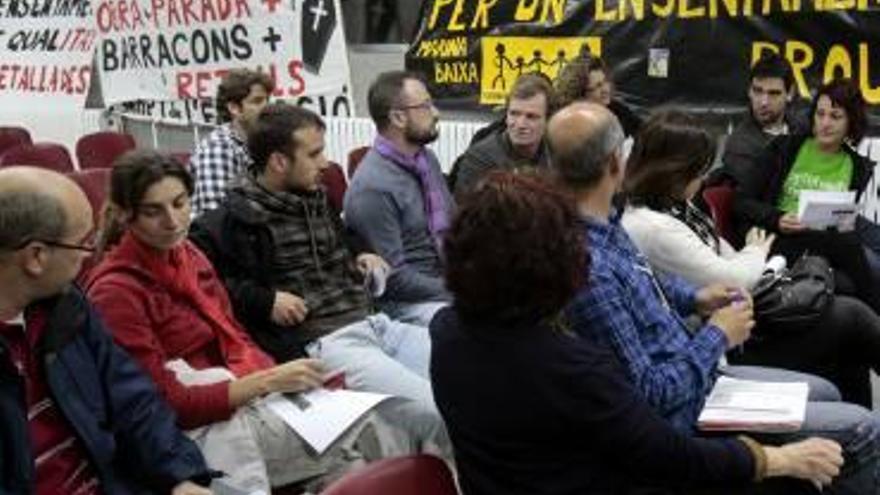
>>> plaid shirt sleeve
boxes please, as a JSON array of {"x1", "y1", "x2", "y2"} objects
[
  {"x1": 190, "y1": 129, "x2": 249, "y2": 217},
  {"x1": 658, "y1": 272, "x2": 698, "y2": 316},
  {"x1": 571, "y1": 266, "x2": 728, "y2": 422}
]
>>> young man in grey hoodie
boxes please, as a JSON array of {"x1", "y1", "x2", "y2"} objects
[{"x1": 190, "y1": 102, "x2": 449, "y2": 459}]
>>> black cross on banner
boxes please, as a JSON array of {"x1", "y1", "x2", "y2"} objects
[{"x1": 300, "y1": 0, "x2": 336, "y2": 75}]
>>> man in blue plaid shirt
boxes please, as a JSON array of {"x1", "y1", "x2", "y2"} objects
[
  {"x1": 190, "y1": 69, "x2": 273, "y2": 217},
  {"x1": 549, "y1": 102, "x2": 880, "y2": 493}
]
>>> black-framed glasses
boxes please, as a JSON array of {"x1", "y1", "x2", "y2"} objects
[{"x1": 15, "y1": 238, "x2": 97, "y2": 253}]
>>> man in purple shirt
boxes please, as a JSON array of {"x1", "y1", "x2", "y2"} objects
[{"x1": 344, "y1": 71, "x2": 453, "y2": 326}]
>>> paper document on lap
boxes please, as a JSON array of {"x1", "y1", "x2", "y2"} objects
[
  {"x1": 698, "y1": 376, "x2": 808, "y2": 433},
  {"x1": 263, "y1": 389, "x2": 390, "y2": 454},
  {"x1": 797, "y1": 190, "x2": 858, "y2": 231}
]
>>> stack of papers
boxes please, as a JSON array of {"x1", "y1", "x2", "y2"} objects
[
  {"x1": 698, "y1": 376, "x2": 808, "y2": 433},
  {"x1": 263, "y1": 388, "x2": 389, "y2": 454},
  {"x1": 797, "y1": 190, "x2": 858, "y2": 231}
]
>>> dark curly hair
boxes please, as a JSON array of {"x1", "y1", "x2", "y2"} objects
[
  {"x1": 216, "y1": 69, "x2": 275, "y2": 124},
  {"x1": 554, "y1": 54, "x2": 608, "y2": 110},
  {"x1": 810, "y1": 78, "x2": 867, "y2": 144},
  {"x1": 444, "y1": 171, "x2": 588, "y2": 325},
  {"x1": 96, "y1": 150, "x2": 194, "y2": 256}
]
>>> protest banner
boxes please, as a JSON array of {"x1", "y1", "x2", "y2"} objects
[
  {"x1": 0, "y1": 0, "x2": 97, "y2": 144},
  {"x1": 97, "y1": 0, "x2": 353, "y2": 124},
  {"x1": 406, "y1": 0, "x2": 880, "y2": 119}
]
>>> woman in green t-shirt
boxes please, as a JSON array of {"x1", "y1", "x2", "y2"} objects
[{"x1": 732, "y1": 78, "x2": 880, "y2": 319}]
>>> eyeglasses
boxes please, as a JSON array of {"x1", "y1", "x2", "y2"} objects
[
  {"x1": 15, "y1": 237, "x2": 97, "y2": 254},
  {"x1": 394, "y1": 99, "x2": 435, "y2": 112}
]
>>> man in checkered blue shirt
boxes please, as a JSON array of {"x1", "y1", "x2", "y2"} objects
[
  {"x1": 190, "y1": 69, "x2": 273, "y2": 217},
  {"x1": 547, "y1": 102, "x2": 880, "y2": 494}
]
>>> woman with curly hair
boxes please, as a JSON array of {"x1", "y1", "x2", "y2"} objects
[{"x1": 554, "y1": 54, "x2": 642, "y2": 137}]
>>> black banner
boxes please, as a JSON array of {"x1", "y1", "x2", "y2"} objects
[{"x1": 405, "y1": 0, "x2": 880, "y2": 120}]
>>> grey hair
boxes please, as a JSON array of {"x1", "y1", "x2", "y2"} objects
[
  {"x1": 0, "y1": 190, "x2": 67, "y2": 252},
  {"x1": 551, "y1": 116, "x2": 624, "y2": 187}
]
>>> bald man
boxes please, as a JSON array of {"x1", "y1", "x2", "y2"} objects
[
  {"x1": 555, "y1": 104, "x2": 880, "y2": 493},
  {"x1": 0, "y1": 167, "x2": 214, "y2": 495}
]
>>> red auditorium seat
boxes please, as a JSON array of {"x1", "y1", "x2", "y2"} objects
[
  {"x1": 347, "y1": 146, "x2": 371, "y2": 179},
  {"x1": 170, "y1": 151, "x2": 192, "y2": 168},
  {"x1": 0, "y1": 126, "x2": 32, "y2": 156},
  {"x1": 702, "y1": 185, "x2": 737, "y2": 245},
  {"x1": 67, "y1": 168, "x2": 110, "y2": 284},
  {"x1": 0, "y1": 143, "x2": 75, "y2": 173},
  {"x1": 322, "y1": 161, "x2": 348, "y2": 212},
  {"x1": 67, "y1": 169, "x2": 110, "y2": 222},
  {"x1": 321, "y1": 455, "x2": 457, "y2": 495},
  {"x1": 76, "y1": 131, "x2": 137, "y2": 169}
]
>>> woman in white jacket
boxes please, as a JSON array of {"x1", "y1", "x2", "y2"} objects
[{"x1": 621, "y1": 109, "x2": 880, "y2": 408}]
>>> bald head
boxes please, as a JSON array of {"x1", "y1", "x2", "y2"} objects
[
  {"x1": 0, "y1": 167, "x2": 91, "y2": 254},
  {"x1": 548, "y1": 102, "x2": 624, "y2": 187}
]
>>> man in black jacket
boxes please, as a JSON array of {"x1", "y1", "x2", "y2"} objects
[
  {"x1": 721, "y1": 53, "x2": 808, "y2": 182},
  {"x1": 449, "y1": 73, "x2": 553, "y2": 197},
  {"x1": 0, "y1": 166, "x2": 214, "y2": 495}
]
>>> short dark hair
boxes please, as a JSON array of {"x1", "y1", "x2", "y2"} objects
[
  {"x1": 507, "y1": 73, "x2": 555, "y2": 115},
  {"x1": 444, "y1": 171, "x2": 586, "y2": 325},
  {"x1": 810, "y1": 78, "x2": 867, "y2": 144},
  {"x1": 216, "y1": 69, "x2": 275, "y2": 123},
  {"x1": 554, "y1": 54, "x2": 608, "y2": 109},
  {"x1": 367, "y1": 71, "x2": 424, "y2": 131},
  {"x1": 0, "y1": 189, "x2": 66, "y2": 252},
  {"x1": 550, "y1": 111, "x2": 624, "y2": 188},
  {"x1": 247, "y1": 102, "x2": 326, "y2": 173},
  {"x1": 749, "y1": 53, "x2": 794, "y2": 91},
  {"x1": 624, "y1": 109, "x2": 716, "y2": 208},
  {"x1": 98, "y1": 150, "x2": 194, "y2": 253}
]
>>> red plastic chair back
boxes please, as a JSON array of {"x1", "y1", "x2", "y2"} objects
[
  {"x1": 76, "y1": 131, "x2": 136, "y2": 169},
  {"x1": 322, "y1": 161, "x2": 348, "y2": 212},
  {"x1": 702, "y1": 185, "x2": 737, "y2": 244},
  {"x1": 67, "y1": 169, "x2": 110, "y2": 221},
  {"x1": 66, "y1": 168, "x2": 111, "y2": 284},
  {"x1": 0, "y1": 127, "x2": 32, "y2": 156},
  {"x1": 0, "y1": 143, "x2": 75, "y2": 173},
  {"x1": 170, "y1": 152, "x2": 192, "y2": 169},
  {"x1": 347, "y1": 146, "x2": 371, "y2": 179},
  {"x1": 321, "y1": 455, "x2": 457, "y2": 495}
]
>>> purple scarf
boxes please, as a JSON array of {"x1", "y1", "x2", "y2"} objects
[{"x1": 373, "y1": 135, "x2": 450, "y2": 251}]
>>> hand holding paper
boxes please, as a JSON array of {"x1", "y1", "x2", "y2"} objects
[{"x1": 797, "y1": 190, "x2": 858, "y2": 232}]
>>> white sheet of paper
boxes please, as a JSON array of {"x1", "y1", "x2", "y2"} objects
[
  {"x1": 797, "y1": 190, "x2": 858, "y2": 231},
  {"x1": 698, "y1": 376, "x2": 808, "y2": 433},
  {"x1": 263, "y1": 389, "x2": 389, "y2": 454}
]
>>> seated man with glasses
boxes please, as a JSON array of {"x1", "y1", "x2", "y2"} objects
[
  {"x1": 0, "y1": 166, "x2": 214, "y2": 495},
  {"x1": 343, "y1": 71, "x2": 453, "y2": 327},
  {"x1": 190, "y1": 102, "x2": 451, "y2": 460}
]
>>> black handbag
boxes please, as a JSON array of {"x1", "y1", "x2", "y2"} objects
[{"x1": 750, "y1": 254, "x2": 835, "y2": 328}]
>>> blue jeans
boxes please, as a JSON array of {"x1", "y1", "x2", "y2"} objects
[
  {"x1": 722, "y1": 365, "x2": 880, "y2": 494},
  {"x1": 305, "y1": 313, "x2": 450, "y2": 458}
]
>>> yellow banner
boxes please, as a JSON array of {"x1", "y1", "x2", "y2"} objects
[{"x1": 479, "y1": 36, "x2": 602, "y2": 105}]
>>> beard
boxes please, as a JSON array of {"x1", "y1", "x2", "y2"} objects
[{"x1": 405, "y1": 122, "x2": 439, "y2": 146}]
